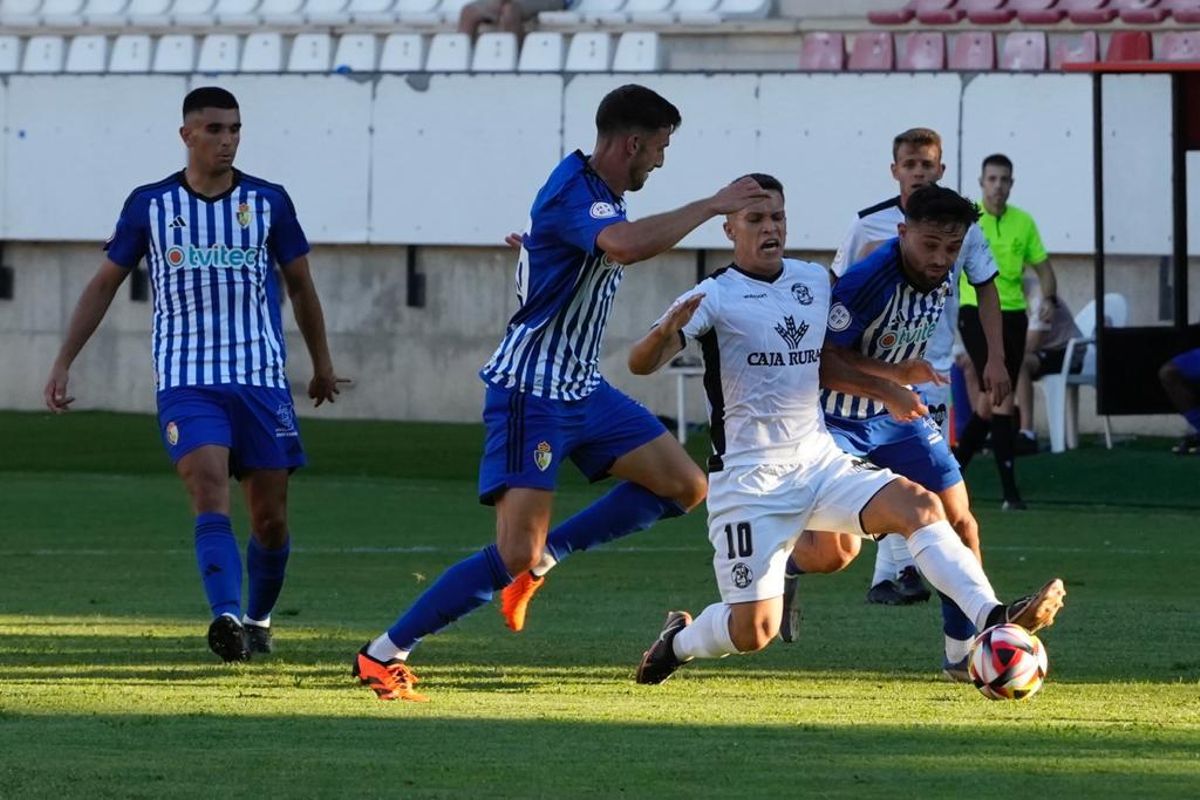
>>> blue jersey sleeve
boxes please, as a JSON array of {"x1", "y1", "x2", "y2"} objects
[
  {"x1": 103, "y1": 192, "x2": 149, "y2": 269},
  {"x1": 825, "y1": 258, "x2": 891, "y2": 348},
  {"x1": 267, "y1": 188, "x2": 310, "y2": 267},
  {"x1": 544, "y1": 177, "x2": 626, "y2": 257}
]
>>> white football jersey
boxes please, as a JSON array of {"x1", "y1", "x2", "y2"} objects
[
  {"x1": 667, "y1": 258, "x2": 834, "y2": 471},
  {"x1": 829, "y1": 197, "x2": 997, "y2": 371}
]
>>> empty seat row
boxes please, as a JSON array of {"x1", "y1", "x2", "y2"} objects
[
  {"x1": 0, "y1": 29, "x2": 662, "y2": 72},
  {"x1": 801, "y1": 28, "x2": 1196, "y2": 71},
  {"x1": 869, "y1": 0, "x2": 1200, "y2": 26},
  {"x1": 537, "y1": 0, "x2": 768, "y2": 26}
]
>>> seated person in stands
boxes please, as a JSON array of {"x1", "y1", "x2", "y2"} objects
[
  {"x1": 1159, "y1": 347, "x2": 1200, "y2": 455},
  {"x1": 458, "y1": 0, "x2": 571, "y2": 41},
  {"x1": 1015, "y1": 287, "x2": 1082, "y2": 454}
]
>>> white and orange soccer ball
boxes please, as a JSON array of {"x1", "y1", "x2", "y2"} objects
[{"x1": 967, "y1": 623, "x2": 1049, "y2": 701}]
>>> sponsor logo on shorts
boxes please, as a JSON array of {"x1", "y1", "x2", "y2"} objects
[
  {"x1": 791, "y1": 282, "x2": 813, "y2": 305},
  {"x1": 275, "y1": 403, "x2": 298, "y2": 438},
  {"x1": 731, "y1": 562, "x2": 753, "y2": 589},
  {"x1": 534, "y1": 441, "x2": 553, "y2": 472},
  {"x1": 927, "y1": 403, "x2": 948, "y2": 430},
  {"x1": 165, "y1": 421, "x2": 179, "y2": 447}
]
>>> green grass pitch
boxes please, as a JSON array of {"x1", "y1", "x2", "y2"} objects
[{"x1": 1, "y1": 411, "x2": 1197, "y2": 798}]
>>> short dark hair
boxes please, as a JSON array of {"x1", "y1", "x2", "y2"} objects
[
  {"x1": 892, "y1": 127, "x2": 942, "y2": 161},
  {"x1": 904, "y1": 185, "x2": 980, "y2": 230},
  {"x1": 981, "y1": 153, "x2": 1014, "y2": 174},
  {"x1": 183, "y1": 87, "x2": 239, "y2": 119},
  {"x1": 595, "y1": 84, "x2": 681, "y2": 136},
  {"x1": 738, "y1": 172, "x2": 785, "y2": 200}
]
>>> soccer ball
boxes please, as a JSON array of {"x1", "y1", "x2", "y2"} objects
[{"x1": 967, "y1": 624, "x2": 1049, "y2": 701}]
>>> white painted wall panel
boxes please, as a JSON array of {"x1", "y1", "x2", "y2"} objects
[{"x1": 1101, "y1": 74, "x2": 1173, "y2": 256}]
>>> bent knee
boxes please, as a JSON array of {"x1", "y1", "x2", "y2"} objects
[
  {"x1": 661, "y1": 468, "x2": 707, "y2": 511},
  {"x1": 897, "y1": 485, "x2": 945, "y2": 532},
  {"x1": 251, "y1": 513, "x2": 289, "y2": 545}
]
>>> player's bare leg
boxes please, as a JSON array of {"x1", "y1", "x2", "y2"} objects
[{"x1": 240, "y1": 469, "x2": 291, "y2": 654}]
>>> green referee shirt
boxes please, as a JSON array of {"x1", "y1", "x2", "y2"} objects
[{"x1": 960, "y1": 202, "x2": 1048, "y2": 311}]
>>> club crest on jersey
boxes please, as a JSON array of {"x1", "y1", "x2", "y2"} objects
[
  {"x1": 166, "y1": 421, "x2": 179, "y2": 447},
  {"x1": 589, "y1": 201, "x2": 618, "y2": 220},
  {"x1": 774, "y1": 316, "x2": 809, "y2": 350},
  {"x1": 828, "y1": 302, "x2": 851, "y2": 332},
  {"x1": 731, "y1": 562, "x2": 753, "y2": 589},
  {"x1": 533, "y1": 441, "x2": 553, "y2": 472},
  {"x1": 237, "y1": 202, "x2": 252, "y2": 228},
  {"x1": 791, "y1": 283, "x2": 813, "y2": 306}
]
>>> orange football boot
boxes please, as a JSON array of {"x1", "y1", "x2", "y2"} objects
[
  {"x1": 353, "y1": 646, "x2": 428, "y2": 702},
  {"x1": 499, "y1": 572, "x2": 545, "y2": 632}
]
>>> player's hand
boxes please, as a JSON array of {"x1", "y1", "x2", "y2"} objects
[
  {"x1": 504, "y1": 232, "x2": 523, "y2": 250},
  {"x1": 893, "y1": 358, "x2": 948, "y2": 387},
  {"x1": 660, "y1": 294, "x2": 704, "y2": 335},
  {"x1": 882, "y1": 384, "x2": 928, "y2": 423},
  {"x1": 982, "y1": 358, "x2": 1011, "y2": 406},
  {"x1": 708, "y1": 176, "x2": 771, "y2": 216},
  {"x1": 309, "y1": 371, "x2": 352, "y2": 407},
  {"x1": 43, "y1": 364, "x2": 74, "y2": 414},
  {"x1": 1038, "y1": 299, "x2": 1055, "y2": 324}
]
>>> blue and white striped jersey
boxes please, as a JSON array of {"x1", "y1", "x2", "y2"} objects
[
  {"x1": 480, "y1": 151, "x2": 628, "y2": 401},
  {"x1": 822, "y1": 238, "x2": 951, "y2": 420},
  {"x1": 105, "y1": 170, "x2": 310, "y2": 392}
]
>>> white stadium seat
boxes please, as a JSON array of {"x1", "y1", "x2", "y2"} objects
[
  {"x1": 40, "y1": 0, "x2": 87, "y2": 25},
  {"x1": 714, "y1": 0, "x2": 770, "y2": 18},
  {"x1": 258, "y1": 0, "x2": 304, "y2": 24},
  {"x1": 471, "y1": 31, "x2": 516, "y2": 72},
  {"x1": 0, "y1": 36, "x2": 20, "y2": 73},
  {"x1": 213, "y1": 0, "x2": 259, "y2": 23},
  {"x1": 564, "y1": 32, "x2": 611, "y2": 72},
  {"x1": 348, "y1": 0, "x2": 394, "y2": 22},
  {"x1": 81, "y1": 0, "x2": 130, "y2": 25},
  {"x1": 613, "y1": 31, "x2": 660, "y2": 72},
  {"x1": 425, "y1": 32, "x2": 469, "y2": 71},
  {"x1": 109, "y1": 34, "x2": 153, "y2": 73},
  {"x1": 172, "y1": 0, "x2": 217, "y2": 24},
  {"x1": 436, "y1": 0, "x2": 470, "y2": 21},
  {"x1": 0, "y1": 0, "x2": 43, "y2": 27},
  {"x1": 378, "y1": 32, "x2": 424, "y2": 71},
  {"x1": 65, "y1": 34, "x2": 107, "y2": 72},
  {"x1": 672, "y1": 0, "x2": 718, "y2": 23},
  {"x1": 287, "y1": 32, "x2": 331, "y2": 72},
  {"x1": 21, "y1": 35, "x2": 65, "y2": 73},
  {"x1": 197, "y1": 33, "x2": 239, "y2": 72},
  {"x1": 333, "y1": 32, "x2": 377, "y2": 72},
  {"x1": 304, "y1": 0, "x2": 350, "y2": 24},
  {"x1": 152, "y1": 34, "x2": 195, "y2": 72},
  {"x1": 517, "y1": 31, "x2": 563, "y2": 72},
  {"x1": 126, "y1": 0, "x2": 173, "y2": 25},
  {"x1": 539, "y1": 0, "x2": 621, "y2": 24},
  {"x1": 239, "y1": 31, "x2": 283, "y2": 72},
  {"x1": 395, "y1": 0, "x2": 438, "y2": 23}
]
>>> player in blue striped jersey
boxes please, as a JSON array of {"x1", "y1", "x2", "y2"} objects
[
  {"x1": 354, "y1": 84, "x2": 769, "y2": 701},
  {"x1": 44, "y1": 87, "x2": 347, "y2": 662}
]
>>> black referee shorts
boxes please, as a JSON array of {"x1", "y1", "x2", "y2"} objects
[{"x1": 958, "y1": 305, "x2": 1027, "y2": 388}]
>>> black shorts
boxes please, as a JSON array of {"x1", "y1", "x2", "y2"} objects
[
  {"x1": 1030, "y1": 347, "x2": 1085, "y2": 380},
  {"x1": 958, "y1": 306, "x2": 1027, "y2": 387}
]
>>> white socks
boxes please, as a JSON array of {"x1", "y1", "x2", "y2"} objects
[
  {"x1": 672, "y1": 603, "x2": 739, "y2": 661},
  {"x1": 905, "y1": 521, "x2": 1000, "y2": 632},
  {"x1": 871, "y1": 533, "x2": 917, "y2": 585},
  {"x1": 944, "y1": 634, "x2": 972, "y2": 663},
  {"x1": 243, "y1": 614, "x2": 269, "y2": 628},
  {"x1": 366, "y1": 633, "x2": 410, "y2": 663},
  {"x1": 530, "y1": 551, "x2": 558, "y2": 578}
]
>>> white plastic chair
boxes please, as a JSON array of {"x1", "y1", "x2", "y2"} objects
[
  {"x1": 21, "y1": 35, "x2": 65, "y2": 72},
  {"x1": 125, "y1": 0, "x2": 172, "y2": 25},
  {"x1": 197, "y1": 33, "x2": 239, "y2": 72},
  {"x1": 425, "y1": 32, "x2": 469, "y2": 71},
  {"x1": 0, "y1": 36, "x2": 21, "y2": 73},
  {"x1": 258, "y1": 0, "x2": 304, "y2": 23},
  {"x1": 333, "y1": 32, "x2": 377, "y2": 71},
  {"x1": 288, "y1": 32, "x2": 332, "y2": 72},
  {"x1": 1037, "y1": 293, "x2": 1128, "y2": 453},
  {"x1": 612, "y1": 31, "x2": 659, "y2": 71},
  {"x1": 304, "y1": 0, "x2": 349, "y2": 23},
  {"x1": 378, "y1": 32, "x2": 424, "y2": 71},
  {"x1": 714, "y1": 0, "x2": 769, "y2": 17},
  {"x1": 436, "y1": 0, "x2": 470, "y2": 21},
  {"x1": 82, "y1": 0, "x2": 130, "y2": 25},
  {"x1": 152, "y1": 34, "x2": 196, "y2": 72},
  {"x1": 213, "y1": 0, "x2": 260, "y2": 23},
  {"x1": 517, "y1": 31, "x2": 563, "y2": 71},
  {"x1": 40, "y1": 0, "x2": 86, "y2": 25},
  {"x1": 471, "y1": 31, "x2": 516, "y2": 71},
  {"x1": 672, "y1": 0, "x2": 718, "y2": 22},
  {"x1": 564, "y1": 32, "x2": 611, "y2": 72},
  {"x1": 240, "y1": 31, "x2": 283, "y2": 72},
  {"x1": 172, "y1": 0, "x2": 216, "y2": 24},
  {"x1": 349, "y1": 0, "x2": 394, "y2": 22},
  {"x1": 65, "y1": 34, "x2": 107, "y2": 72},
  {"x1": 623, "y1": 0, "x2": 671, "y2": 22},
  {"x1": 109, "y1": 34, "x2": 153, "y2": 72},
  {"x1": 0, "y1": 0, "x2": 43, "y2": 26}
]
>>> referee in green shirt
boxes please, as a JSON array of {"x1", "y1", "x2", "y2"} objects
[{"x1": 955, "y1": 154, "x2": 1058, "y2": 509}]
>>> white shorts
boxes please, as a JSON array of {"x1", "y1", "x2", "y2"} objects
[
  {"x1": 706, "y1": 444, "x2": 897, "y2": 604},
  {"x1": 916, "y1": 381, "x2": 951, "y2": 441}
]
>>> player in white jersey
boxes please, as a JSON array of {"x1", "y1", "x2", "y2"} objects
[
  {"x1": 44, "y1": 87, "x2": 347, "y2": 662},
  {"x1": 626, "y1": 174, "x2": 1064, "y2": 685},
  {"x1": 821, "y1": 127, "x2": 1010, "y2": 610}
]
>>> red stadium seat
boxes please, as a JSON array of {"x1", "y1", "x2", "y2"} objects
[
  {"x1": 1158, "y1": 30, "x2": 1200, "y2": 61},
  {"x1": 915, "y1": 0, "x2": 965, "y2": 23},
  {"x1": 1066, "y1": 0, "x2": 1119, "y2": 23},
  {"x1": 1164, "y1": 0, "x2": 1200, "y2": 22},
  {"x1": 849, "y1": 31, "x2": 896, "y2": 70},
  {"x1": 950, "y1": 31, "x2": 996, "y2": 69},
  {"x1": 800, "y1": 32, "x2": 845, "y2": 71},
  {"x1": 1050, "y1": 30, "x2": 1098, "y2": 68},
  {"x1": 868, "y1": 1, "x2": 916, "y2": 24},
  {"x1": 966, "y1": 0, "x2": 1017, "y2": 23},
  {"x1": 1000, "y1": 30, "x2": 1047, "y2": 69},
  {"x1": 1106, "y1": 30, "x2": 1152, "y2": 60},
  {"x1": 1013, "y1": 0, "x2": 1064, "y2": 22},
  {"x1": 1115, "y1": 0, "x2": 1168, "y2": 23},
  {"x1": 898, "y1": 31, "x2": 946, "y2": 69}
]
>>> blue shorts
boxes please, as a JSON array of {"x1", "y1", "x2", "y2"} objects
[
  {"x1": 1171, "y1": 347, "x2": 1200, "y2": 383},
  {"x1": 478, "y1": 380, "x2": 667, "y2": 505},
  {"x1": 826, "y1": 413, "x2": 961, "y2": 493},
  {"x1": 156, "y1": 384, "x2": 306, "y2": 477}
]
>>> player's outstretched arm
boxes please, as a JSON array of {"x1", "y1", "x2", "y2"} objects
[
  {"x1": 279, "y1": 255, "x2": 350, "y2": 407},
  {"x1": 44, "y1": 260, "x2": 130, "y2": 413},
  {"x1": 973, "y1": 279, "x2": 1011, "y2": 406},
  {"x1": 628, "y1": 294, "x2": 703, "y2": 376},
  {"x1": 597, "y1": 177, "x2": 769, "y2": 266},
  {"x1": 820, "y1": 344, "x2": 927, "y2": 423}
]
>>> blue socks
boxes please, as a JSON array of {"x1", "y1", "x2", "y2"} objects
[
  {"x1": 785, "y1": 557, "x2": 804, "y2": 578},
  {"x1": 939, "y1": 590, "x2": 976, "y2": 641},
  {"x1": 544, "y1": 482, "x2": 686, "y2": 563},
  {"x1": 386, "y1": 544, "x2": 512, "y2": 652},
  {"x1": 1184, "y1": 407, "x2": 1200, "y2": 433},
  {"x1": 194, "y1": 513, "x2": 242, "y2": 618},
  {"x1": 246, "y1": 536, "x2": 290, "y2": 623}
]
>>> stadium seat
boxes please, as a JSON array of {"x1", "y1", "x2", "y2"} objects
[
  {"x1": 613, "y1": 31, "x2": 660, "y2": 71},
  {"x1": 1158, "y1": 30, "x2": 1200, "y2": 60},
  {"x1": 1037, "y1": 293, "x2": 1126, "y2": 453},
  {"x1": 213, "y1": 0, "x2": 261, "y2": 24},
  {"x1": 349, "y1": 0, "x2": 396, "y2": 23},
  {"x1": 965, "y1": 0, "x2": 1016, "y2": 22},
  {"x1": 240, "y1": 31, "x2": 283, "y2": 72},
  {"x1": 1013, "y1": 0, "x2": 1064, "y2": 23},
  {"x1": 621, "y1": 0, "x2": 673, "y2": 24},
  {"x1": 950, "y1": 31, "x2": 995, "y2": 69},
  {"x1": 108, "y1": 34, "x2": 153, "y2": 73},
  {"x1": 65, "y1": 34, "x2": 107, "y2": 72},
  {"x1": 470, "y1": 31, "x2": 516, "y2": 71},
  {"x1": 0, "y1": 0, "x2": 44, "y2": 27},
  {"x1": 1049, "y1": 30, "x2": 1098, "y2": 69},
  {"x1": 152, "y1": 34, "x2": 195, "y2": 72},
  {"x1": 305, "y1": 0, "x2": 350, "y2": 23},
  {"x1": 715, "y1": 0, "x2": 771, "y2": 17},
  {"x1": 258, "y1": 0, "x2": 305, "y2": 24},
  {"x1": 196, "y1": 33, "x2": 239, "y2": 72},
  {"x1": 849, "y1": 31, "x2": 895, "y2": 70},
  {"x1": 425, "y1": 32, "x2": 470, "y2": 71},
  {"x1": 1000, "y1": 30, "x2": 1047, "y2": 70},
  {"x1": 799, "y1": 31, "x2": 845, "y2": 71},
  {"x1": 517, "y1": 31, "x2": 564, "y2": 71},
  {"x1": 674, "y1": 0, "x2": 719, "y2": 23},
  {"x1": 40, "y1": 0, "x2": 87, "y2": 26},
  {"x1": 1116, "y1": 0, "x2": 1169, "y2": 23},
  {"x1": 1066, "y1": 0, "x2": 1118, "y2": 23},
  {"x1": 1169, "y1": 0, "x2": 1200, "y2": 23},
  {"x1": 379, "y1": 32, "x2": 424, "y2": 71},
  {"x1": 915, "y1": 0, "x2": 965, "y2": 24},
  {"x1": 436, "y1": 0, "x2": 472, "y2": 22},
  {"x1": 81, "y1": 0, "x2": 129, "y2": 26},
  {"x1": 125, "y1": 0, "x2": 172, "y2": 26},
  {"x1": 172, "y1": 0, "x2": 216, "y2": 24},
  {"x1": 333, "y1": 33, "x2": 377, "y2": 71},
  {"x1": 0, "y1": 36, "x2": 19, "y2": 73},
  {"x1": 395, "y1": 0, "x2": 439, "y2": 22},
  {"x1": 898, "y1": 31, "x2": 945, "y2": 70},
  {"x1": 21, "y1": 35, "x2": 65, "y2": 73},
  {"x1": 288, "y1": 32, "x2": 332, "y2": 71},
  {"x1": 868, "y1": 1, "x2": 916, "y2": 24},
  {"x1": 1106, "y1": 30, "x2": 1151, "y2": 61},
  {"x1": 565, "y1": 32, "x2": 611, "y2": 71}
]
